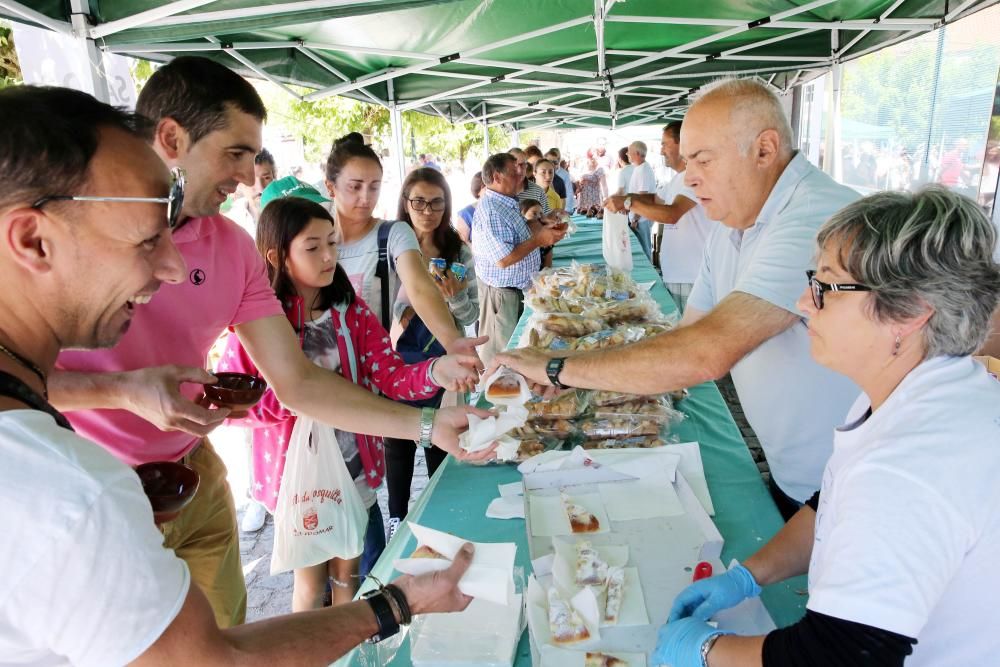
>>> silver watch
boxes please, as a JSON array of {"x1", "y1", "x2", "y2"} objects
[
  {"x1": 417, "y1": 407, "x2": 435, "y2": 449},
  {"x1": 623, "y1": 196, "x2": 632, "y2": 210},
  {"x1": 701, "y1": 632, "x2": 722, "y2": 666}
]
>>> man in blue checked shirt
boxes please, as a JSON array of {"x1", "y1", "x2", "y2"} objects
[{"x1": 472, "y1": 152, "x2": 567, "y2": 365}]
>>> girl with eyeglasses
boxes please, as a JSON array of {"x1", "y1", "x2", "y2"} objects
[{"x1": 385, "y1": 167, "x2": 480, "y2": 537}]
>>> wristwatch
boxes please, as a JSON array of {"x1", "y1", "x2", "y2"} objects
[
  {"x1": 417, "y1": 406, "x2": 435, "y2": 449},
  {"x1": 623, "y1": 196, "x2": 632, "y2": 210},
  {"x1": 546, "y1": 357, "x2": 570, "y2": 389},
  {"x1": 701, "y1": 631, "x2": 723, "y2": 666}
]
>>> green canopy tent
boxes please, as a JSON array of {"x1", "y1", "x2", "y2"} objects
[
  {"x1": 3, "y1": 0, "x2": 997, "y2": 178},
  {"x1": 3, "y1": 0, "x2": 997, "y2": 125}
]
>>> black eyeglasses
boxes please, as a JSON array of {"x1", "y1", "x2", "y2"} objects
[
  {"x1": 408, "y1": 197, "x2": 446, "y2": 212},
  {"x1": 32, "y1": 167, "x2": 186, "y2": 230},
  {"x1": 806, "y1": 270, "x2": 872, "y2": 310}
]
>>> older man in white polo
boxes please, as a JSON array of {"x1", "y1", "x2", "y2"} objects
[{"x1": 494, "y1": 78, "x2": 861, "y2": 519}]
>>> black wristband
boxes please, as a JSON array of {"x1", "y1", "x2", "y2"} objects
[
  {"x1": 385, "y1": 584, "x2": 413, "y2": 625},
  {"x1": 363, "y1": 590, "x2": 400, "y2": 643}
]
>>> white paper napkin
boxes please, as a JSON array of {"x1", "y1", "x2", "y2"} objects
[
  {"x1": 459, "y1": 408, "x2": 528, "y2": 454},
  {"x1": 486, "y1": 495, "x2": 526, "y2": 520},
  {"x1": 392, "y1": 523, "x2": 517, "y2": 605},
  {"x1": 498, "y1": 481, "x2": 524, "y2": 498}
]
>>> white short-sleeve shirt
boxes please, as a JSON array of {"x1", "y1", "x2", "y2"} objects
[
  {"x1": 615, "y1": 165, "x2": 635, "y2": 195},
  {"x1": 337, "y1": 220, "x2": 421, "y2": 327},
  {"x1": 0, "y1": 411, "x2": 190, "y2": 666},
  {"x1": 808, "y1": 356, "x2": 1000, "y2": 666},
  {"x1": 628, "y1": 161, "x2": 657, "y2": 194},
  {"x1": 687, "y1": 152, "x2": 862, "y2": 501},
  {"x1": 656, "y1": 171, "x2": 716, "y2": 284}
]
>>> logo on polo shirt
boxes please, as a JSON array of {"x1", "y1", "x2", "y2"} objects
[{"x1": 190, "y1": 268, "x2": 206, "y2": 285}]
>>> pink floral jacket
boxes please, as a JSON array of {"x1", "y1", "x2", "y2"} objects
[{"x1": 217, "y1": 295, "x2": 439, "y2": 512}]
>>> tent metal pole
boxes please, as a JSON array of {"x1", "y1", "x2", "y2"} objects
[
  {"x1": 68, "y1": 0, "x2": 110, "y2": 102},
  {"x1": 305, "y1": 15, "x2": 592, "y2": 102},
  {"x1": 610, "y1": 0, "x2": 839, "y2": 77},
  {"x1": 481, "y1": 104, "x2": 489, "y2": 163},
  {"x1": 825, "y1": 31, "x2": 843, "y2": 183},
  {"x1": 225, "y1": 48, "x2": 302, "y2": 99},
  {"x1": 396, "y1": 49, "x2": 600, "y2": 112},
  {"x1": 512, "y1": 126, "x2": 521, "y2": 148},
  {"x1": 388, "y1": 79, "x2": 406, "y2": 187},
  {"x1": 0, "y1": 0, "x2": 72, "y2": 34},
  {"x1": 295, "y1": 46, "x2": 383, "y2": 106},
  {"x1": 89, "y1": 0, "x2": 218, "y2": 39},
  {"x1": 838, "y1": 0, "x2": 906, "y2": 55},
  {"x1": 604, "y1": 15, "x2": 936, "y2": 31},
  {"x1": 143, "y1": 0, "x2": 375, "y2": 29}
]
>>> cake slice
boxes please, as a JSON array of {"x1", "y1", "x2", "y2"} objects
[
  {"x1": 547, "y1": 587, "x2": 590, "y2": 644},
  {"x1": 561, "y1": 491, "x2": 600, "y2": 533},
  {"x1": 603, "y1": 566, "x2": 625, "y2": 625},
  {"x1": 574, "y1": 540, "x2": 609, "y2": 586}
]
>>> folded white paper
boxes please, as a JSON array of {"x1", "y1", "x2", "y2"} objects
[
  {"x1": 410, "y1": 584, "x2": 523, "y2": 667},
  {"x1": 528, "y1": 490, "x2": 611, "y2": 537},
  {"x1": 486, "y1": 495, "x2": 525, "y2": 520},
  {"x1": 519, "y1": 446, "x2": 595, "y2": 474},
  {"x1": 498, "y1": 481, "x2": 524, "y2": 498},
  {"x1": 392, "y1": 523, "x2": 516, "y2": 605},
  {"x1": 666, "y1": 441, "x2": 715, "y2": 515},
  {"x1": 598, "y1": 472, "x2": 684, "y2": 520},
  {"x1": 459, "y1": 408, "x2": 528, "y2": 454}
]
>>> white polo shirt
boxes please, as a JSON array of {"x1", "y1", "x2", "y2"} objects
[
  {"x1": 687, "y1": 152, "x2": 861, "y2": 501},
  {"x1": 808, "y1": 356, "x2": 1000, "y2": 666},
  {"x1": 656, "y1": 171, "x2": 715, "y2": 284}
]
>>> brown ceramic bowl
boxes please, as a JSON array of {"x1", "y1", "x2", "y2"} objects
[
  {"x1": 136, "y1": 461, "x2": 200, "y2": 524},
  {"x1": 204, "y1": 372, "x2": 267, "y2": 418}
]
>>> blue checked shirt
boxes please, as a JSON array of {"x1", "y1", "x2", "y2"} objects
[{"x1": 472, "y1": 187, "x2": 539, "y2": 290}]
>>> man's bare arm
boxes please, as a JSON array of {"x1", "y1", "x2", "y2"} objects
[
  {"x1": 561, "y1": 292, "x2": 799, "y2": 393},
  {"x1": 493, "y1": 292, "x2": 799, "y2": 394},
  {"x1": 631, "y1": 194, "x2": 696, "y2": 225}
]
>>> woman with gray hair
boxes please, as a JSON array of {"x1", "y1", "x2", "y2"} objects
[{"x1": 655, "y1": 185, "x2": 1000, "y2": 666}]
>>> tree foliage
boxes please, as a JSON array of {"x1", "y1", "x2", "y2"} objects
[
  {"x1": 0, "y1": 20, "x2": 22, "y2": 89},
  {"x1": 256, "y1": 81, "x2": 508, "y2": 166}
]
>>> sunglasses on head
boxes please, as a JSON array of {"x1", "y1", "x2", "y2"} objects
[
  {"x1": 32, "y1": 167, "x2": 186, "y2": 230},
  {"x1": 806, "y1": 270, "x2": 872, "y2": 310}
]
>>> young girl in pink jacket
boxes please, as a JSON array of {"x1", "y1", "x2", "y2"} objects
[{"x1": 218, "y1": 195, "x2": 476, "y2": 610}]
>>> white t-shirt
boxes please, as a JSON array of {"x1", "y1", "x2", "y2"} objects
[
  {"x1": 628, "y1": 161, "x2": 657, "y2": 194},
  {"x1": 0, "y1": 411, "x2": 190, "y2": 666},
  {"x1": 337, "y1": 220, "x2": 420, "y2": 327},
  {"x1": 808, "y1": 356, "x2": 1000, "y2": 666},
  {"x1": 656, "y1": 172, "x2": 715, "y2": 284},
  {"x1": 615, "y1": 164, "x2": 634, "y2": 195}
]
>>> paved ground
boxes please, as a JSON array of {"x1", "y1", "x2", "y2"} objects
[{"x1": 222, "y1": 374, "x2": 765, "y2": 622}]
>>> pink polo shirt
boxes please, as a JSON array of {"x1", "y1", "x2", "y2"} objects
[{"x1": 57, "y1": 214, "x2": 283, "y2": 465}]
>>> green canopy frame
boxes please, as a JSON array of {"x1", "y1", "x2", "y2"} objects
[{"x1": 3, "y1": 0, "x2": 997, "y2": 131}]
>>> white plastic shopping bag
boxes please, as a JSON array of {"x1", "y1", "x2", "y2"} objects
[
  {"x1": 602, "y1": 210, "x2": 633, "y2": 272},
  {"x1": 270, "y1": 416, "x2": 368, "y2": 574}
]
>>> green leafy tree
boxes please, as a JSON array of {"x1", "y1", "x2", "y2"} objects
[{"x1": 0, "y1": 20, "x2": 22, "y2": 89}]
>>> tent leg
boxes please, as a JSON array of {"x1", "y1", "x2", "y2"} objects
[
  {"x1": 69, "y1": 0, "x2": 110, "y2": 102},
  {"x1": 824, "y1": 30, "x2": 842, "y2": 183},
  {"x1": 512, "y1": 126, "x2": 521, "y2": 149},
  {"x1": 482, "y1": 103, "x2": 490, "y2": 162},
  {"x1": 388, "y1": 78, "x2": 405, "y2": 185}
]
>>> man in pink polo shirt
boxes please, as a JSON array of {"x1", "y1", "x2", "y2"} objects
[{"x1": 52, "y1": 56, "x2": 491, "y2": 628}]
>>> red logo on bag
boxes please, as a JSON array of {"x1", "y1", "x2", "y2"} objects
[{"x1": 302, "y1": 506, "x2": 319, "y2": 531}]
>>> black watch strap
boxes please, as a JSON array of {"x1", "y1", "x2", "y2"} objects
[
  {"x1": 363, "y1": 590, "x2": 400, "y2": 643},
  {"x1": 546, "y1": 357, "x2": 570, "y2": 389}
]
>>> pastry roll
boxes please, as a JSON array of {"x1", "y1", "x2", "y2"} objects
[{"x1": 604, "y1": 566, "x2": 625, "y2": 625}]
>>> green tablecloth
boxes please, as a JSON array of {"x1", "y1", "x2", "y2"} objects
[{"x1": 343, "y1": 217, "x2": 806, "y2": 667}]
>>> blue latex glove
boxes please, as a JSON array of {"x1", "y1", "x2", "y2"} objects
[
  {"x1": 652, "y1": 617, "x2": 730, "y2": 667},
  {"x1": 668, "y1": 562, "x2": 762, "y2": 622}
]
